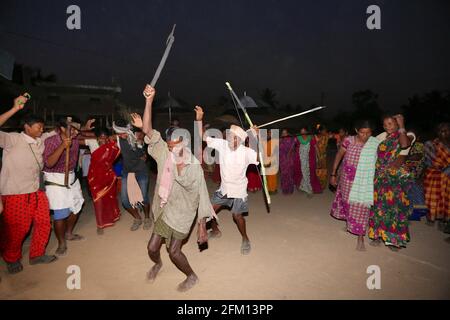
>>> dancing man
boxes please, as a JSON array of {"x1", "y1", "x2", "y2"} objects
[
  {"x1": 132, "y1": 84, "x2": 214, "y2": 292},
  {"x1": 197, "y1": 106, "x2": 260, "y2": 255}
]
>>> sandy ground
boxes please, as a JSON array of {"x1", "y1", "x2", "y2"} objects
[{"x1": 1, "y1": 176, "x2": 450, "y2": 300}]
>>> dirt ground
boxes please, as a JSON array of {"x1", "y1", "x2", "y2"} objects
[{"x1": 1, "y1": 176, "x2": 449, "y2": 300}]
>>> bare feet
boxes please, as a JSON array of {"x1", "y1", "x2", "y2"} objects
[
  {"x1": 147, "y1": 262, "x2": 162, "y2": 282},
  {"x1": 356, "y1": 238, "x2": 366, "y2": 251},
  {"x1": 97, "y1": 228, "x2": 104, "y2": 235},
  {"x1": 369, "y1": 239, "x2": 381, "y2": 247},
  {"x1": 65, "y1": 234, "x2": 85, "y2": 241},
  {"x1": 208, "y1": 230, "x2": 222, "y2": 239},
  {"x1": 177, "y1": 274, "x2": 199, "y2": 292},
  {"x1": 55, "y1": 246, "x2": 67, "y2": 257}
]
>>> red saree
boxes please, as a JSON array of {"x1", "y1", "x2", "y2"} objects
[{"x1": 88, "y1": 141, "x2": 121, "y2": 229}]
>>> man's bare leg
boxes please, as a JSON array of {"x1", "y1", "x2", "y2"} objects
[
  {"x1": 233, "y1": 213, "x2": 251, "y2": 255},
  {"x1": 125, "y1": 207, "x2": 141, "y2": 220},
  {"x1": 65, "y1": 213, "x2": 84, "y2": 240},
  {"x1": 126, "y1": 207, "x2": 142, "y2": 231},
  {"x1": 168, "y1": 238, "x2": 198, "y2": 292},
  {"x1": 54, "y1": 219, "x2": 67, "y2": 255},
  {"x1": 209, "y1": 204, "x2": 222, "y2": 238},
  {"x1": 147, "y1": 233, "x2": 163, "y2": 281},
  {"x1": 143, "y1": 204, "x2": 152, "y2": 230},
  {"x1": 232, "y1": 213, "x2": 249, "y2": 241}
]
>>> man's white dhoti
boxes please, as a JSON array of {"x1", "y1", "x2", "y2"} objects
[{"x1": 44, "y1": 171, "x2": 84, "y2": 214}]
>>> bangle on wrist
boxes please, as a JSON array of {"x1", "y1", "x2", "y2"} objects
[{"x1": 398, "y1": 128, "x2": 406, "y2": 134}]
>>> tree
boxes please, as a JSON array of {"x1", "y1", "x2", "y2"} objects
[
  {"x1": 259, "y1": 88, "x2": 278, "y2": 108},
  {"x1": 351, "y1": 90, "x2": 383, "y2": 131},
  {"x1": 402, "y1": 90, "x2": 450, "y2": 135}
]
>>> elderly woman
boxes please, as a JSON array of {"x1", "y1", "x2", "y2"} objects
[{"x1": 368, "y1": 114, "x2": 415, "y2": 250}]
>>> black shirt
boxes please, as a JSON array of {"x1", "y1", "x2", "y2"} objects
[{"x1": 118, "y1": 138, "x2": 148, "y2": 176}]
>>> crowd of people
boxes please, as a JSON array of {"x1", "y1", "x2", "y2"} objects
[{"x1": 0, "y1": 87, "x2": 448, "y2": 290}]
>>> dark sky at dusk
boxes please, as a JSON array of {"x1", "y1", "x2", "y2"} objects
[{"x1": 1, "y1": 0, "x2": 449, "y2": 114}]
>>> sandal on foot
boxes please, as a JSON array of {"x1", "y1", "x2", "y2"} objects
[
  {"x1": 143, "y1": 218, "x2": 152, "y2": 230},
  {"x1": 65, "y1": 234, "x2": 85, "y2": 241},
  {"x1": 130, "y1": 219, "x2": 142, "y2": 231},
  {"x1": 30, "y1": 255, "x2": 58, "y2": 265},
  {"x1": 7, "y1": 261, "x2": 23, "y2": 274},
  {"x1": 241, "y1": 240, "x2": 251, "y2": 255}
]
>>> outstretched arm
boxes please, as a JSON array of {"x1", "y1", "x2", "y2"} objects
[
  {"x1": 194, "y1": 106, "x2": 204, "y2": 161},
  {"x1": 0, "y1": 95, "x2": 29, "y2": 127},
  {"x1": 142, "y1": 85, "x2": 156, "y2": 136}
]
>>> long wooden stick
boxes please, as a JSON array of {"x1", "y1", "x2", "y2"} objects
[
  {"x1": 64, "y1": 123, "x2": 71, "y2": 187},
  {"x1": 225, "y1": 82, "x2": 271, "y2": 209},
  {"x1": 257, "y1": 106, "x2": 326, "y2": 128}
]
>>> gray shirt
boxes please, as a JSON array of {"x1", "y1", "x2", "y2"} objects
[{"x1": 144, "y1": 130, "x2": 215, "y2": 234}]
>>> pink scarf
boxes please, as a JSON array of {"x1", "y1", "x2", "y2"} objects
[
  {"x1": 159, "y1": 152, "x2": 175, "y2": 207},
  {"x1": 127, "y1": 172, "x2": 144, "y2": 208}
]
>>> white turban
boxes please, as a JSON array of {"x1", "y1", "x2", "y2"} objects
[{"x1": 230, "y1": 124, "x2": 248, "y2": 142}]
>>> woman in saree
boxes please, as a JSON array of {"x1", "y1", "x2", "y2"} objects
[
  {"x1": 330, "y1": 120, "x2": 379, "y2": 251},
  {"x1": 368, "y1": 114, "x2": 415, "y2": 250},
  {"x1": 405, "y1": 130, "x2": 428, "y2": 221},
  {"x1": 423, "y1": 122, "x2": 450, "y2": 232},
  {"x1": 297, "y1": 126, "x2": 322, "y2": 196},
  {"x1": 315, "y1": 125, "x2": 329, "y2": 190},
  {"x1": 262, "y1": 129, "x2": 279, "y2": 194},
  {"x1": 279, "y1": 129, "x2": 300, "y2": 194},
  {"x1": 86, "y1": 128, "x2": 121, "y2": 235}
]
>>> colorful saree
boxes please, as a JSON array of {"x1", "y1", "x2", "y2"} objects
[
  {"x1": 279, "y1": 136, "x2": 300, "y2": 194},
  {"x1": 262, "y1": 138, "x2": 279, "y2": 193},
  {"x1": 88, "y1": 141, "x2": 121, "y2": 229},
  {"x1": 316, "y1": 134, "x2": 329, "y2": 190},
  {"x1": 424, "y1": 139, "x2": 450, "y2": 222},
  {"x1": 368, "y1": 132, "x2": 413, "y2": 247},
  {"x1": 297, "y1": 135, "x2": 322, "y2": 194}
]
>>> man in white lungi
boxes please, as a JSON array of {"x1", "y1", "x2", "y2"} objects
[{"x1": 43, "y1": 117, "x2": 94, "y2": 256}]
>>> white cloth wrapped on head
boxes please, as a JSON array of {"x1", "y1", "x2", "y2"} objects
[
  {"x1": 230, "y1": 125, "x2": 248, "y2": 142},
  {"x1": 113, "y1": 121, "x2": 138, "y2": 150}
]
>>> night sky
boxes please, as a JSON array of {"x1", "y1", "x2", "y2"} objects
[{"x1": 1, "y1": 0, "x2": 449, "y2": 114}]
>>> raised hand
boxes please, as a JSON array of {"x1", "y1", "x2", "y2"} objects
[
  {"x1": 62, "y1": 137, "x2": 72, "y2": 149},
  {"x1": 143, "y1": 84, "x2": 156, "y2": 100},
  {"x1": 194, "y1": 106, "x2": 204, "y2": 121},
  {"x1": 83, "y1": 119, "x2": 96, "y2": 131},
  {"x1": 130, "y1": 113, "x2": 143, "y2": 129},
  {"x1": 197, "y1": 221, "x2": 208, "y2": 245},
  {"x1": 12, "y1": 94, "x2": 30, "y2": 111}
]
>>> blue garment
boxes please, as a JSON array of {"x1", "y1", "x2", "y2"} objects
[
  {"x1": 53, "y1": 208, "x2": 71, "y2": 220},
  {"x1": 408, "y1": 183, "x2": 428, "y2": 221}
]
